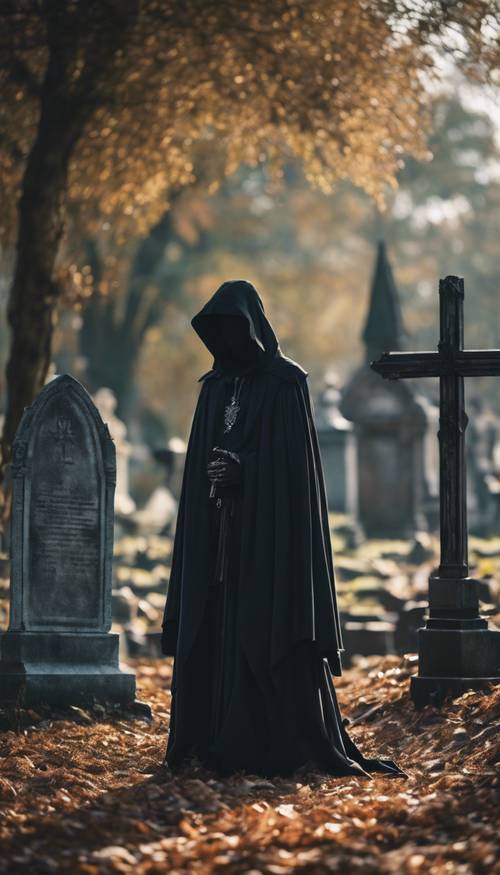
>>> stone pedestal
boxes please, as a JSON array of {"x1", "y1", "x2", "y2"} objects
[
  {"x1": 0, "y1": 631, "x2": 135, "y2": 707},
  {"x1": 410, "y1": 575, "x2": 500, "y2": 706}
]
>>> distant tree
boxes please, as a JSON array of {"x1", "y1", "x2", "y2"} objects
[
  {"x1": 0, "y1": 0, "x2": 499, "y2": 479},
  {"x1": 133, "y1": 93, "x2": 500, "y2": 437},
  {"x1": 78, "y1": 188, "x2": 211, "y2": 417}
]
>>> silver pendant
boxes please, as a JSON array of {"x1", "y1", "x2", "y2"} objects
[{"x1": 224, "y1": 398, "x2": 240, "y2": 432}]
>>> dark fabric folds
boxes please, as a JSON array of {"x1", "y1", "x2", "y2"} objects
[
  {"x1": 162, "y1": 279, "x2": 405, "y2": 779},
  {"x1": 162, "y1": 368, "x2": 344, "y2": 684}
]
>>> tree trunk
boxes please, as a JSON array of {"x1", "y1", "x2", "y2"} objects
[
  {"x1": 1, "y1": 99, "x2": 85, "y2": 473},
  {"x1": 80, "y1": 201, "x2": 182, "y2": 419},
  {"x1": 1, "y1": 2, "x2": 139, "y2": 488}
]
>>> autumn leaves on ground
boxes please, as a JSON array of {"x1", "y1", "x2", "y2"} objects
[{"x1": 0, "y1": 656, "x2": 497, "y2": 875}]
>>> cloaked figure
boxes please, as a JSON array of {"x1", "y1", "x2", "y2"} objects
[{"x1": 161, "y1": 280, "x2": 405, "y2": 779}]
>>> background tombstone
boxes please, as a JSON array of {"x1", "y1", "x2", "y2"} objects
[
  {"x1": 0, "y1": 374, "x2": 137, "y2": 707},
  {"x1": 315, "y1": 370, "x2": 358, "y2": 517},
  {"x1": 314, "y1": 370, "x2": 362, "y2": 546},
  {"x1": 340, "y1": 241, "x2": 429, "y2": 539},
  {"x1": 417, "y1": 393, "x2": 440, "y2": 531},
  {"x1": 466, "y1": 397, "x2": 500, "y2": 536},
  {"x1": 94, "y1": 387, "x2": 136, "y2": 518},
  {"x1": 132, "y1": 436, "x2": 187, "y2": 535},
  {"x1": 154, "y1": 436, "x2": 187, "y2": 502}
]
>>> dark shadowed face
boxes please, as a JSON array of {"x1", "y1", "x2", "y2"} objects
[{"x1": 210, "y1": 315, "x2": 263, "y2": 368}]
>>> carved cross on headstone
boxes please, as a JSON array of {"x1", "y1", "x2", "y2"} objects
[
  {"x1": 51, "y1": 416, "x2": 75, "y2": 464},
  {"x1": 372, "y1": 276, "x2": 500, "y2": 705}
]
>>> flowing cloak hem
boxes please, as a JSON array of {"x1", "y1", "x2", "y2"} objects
[{"x1": 162, "y1": 358, "x2": 344, "y2": 685}]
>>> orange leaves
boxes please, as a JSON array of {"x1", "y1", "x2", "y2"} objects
[
  {"x1": 0, "y1": 657, "x2": 498, "y2": 873},
  {"x1": 2, "y1": 0, "x2": 499, "y2": 251}
]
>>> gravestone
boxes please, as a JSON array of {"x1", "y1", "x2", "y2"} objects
[
  {"x1": 132, "y1": 438, "x2": 186, "y2": 535},
  {"x1": 94, "y1": 387, "x2": 136, "y2": 518},
  {"x1": 153, "y1": 436, "x2": 187, "y2": 501},
  {"x1": 340, "y1": 242, "x2": 429, "y2": 538},
  {"x1": 466, "y1": 397, "x2": 500, "y2": 536},
  {"x1": 417, "y1": 393, "x2": 440, "y2": 531},
  {"x1": 372, "y1": 276, "x2": 500, "y2": 705},
  {"x1": 0, "y1": 375, "x2": 136, "y2": 707},
  {"x1": 315, "y1": 371, "x2": 358, "y2": 518},
  {"x1": 340, "y1": 615, "x2": 396, "y2": 663}
]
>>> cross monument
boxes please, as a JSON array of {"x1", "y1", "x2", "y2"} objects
[{"x1": 372, "y1": 276, "x2": 500, "y2": 705}]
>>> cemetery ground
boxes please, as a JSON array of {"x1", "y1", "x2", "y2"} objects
[
  {"x1": 0, "y1": 656, "x2": 498, "y2": 875},
  {"x1": 0, "y1": 526, "x2": 498, "y2": 874}
]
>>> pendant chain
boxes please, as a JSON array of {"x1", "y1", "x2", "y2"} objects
[{"x1": 223, "y1": 376, "x2": 244, "y2": 433}]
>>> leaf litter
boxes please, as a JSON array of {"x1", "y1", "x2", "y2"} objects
[{"x1": 0, "y1": 654, "x2": 498, "y2": 874}]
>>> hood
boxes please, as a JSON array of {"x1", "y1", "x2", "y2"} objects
[{"x1": 191, "y1": 280, "x2": 280, "y2": 375}]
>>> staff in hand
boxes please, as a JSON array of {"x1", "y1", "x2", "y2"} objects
[{"x1": 207, "y1": 446, "x2": 242, "y2": 497}]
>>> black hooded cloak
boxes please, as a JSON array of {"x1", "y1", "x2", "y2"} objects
[{"x1": 162, "y1": 280, "x2": 404, "y2": 779}]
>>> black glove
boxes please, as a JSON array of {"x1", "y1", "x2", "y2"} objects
[{"x1": 207, "y1": 446, "x2": 242, "y2": 490}]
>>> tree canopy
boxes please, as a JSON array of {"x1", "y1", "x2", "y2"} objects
[{"x1": 3, "y1": 0, "x2": 499, "y2": 243}]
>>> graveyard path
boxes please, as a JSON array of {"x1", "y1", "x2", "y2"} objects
[{"x1": 0, "y1": 656, "x2": 498, "y2": 875}]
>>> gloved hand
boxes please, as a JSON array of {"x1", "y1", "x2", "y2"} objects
[{"x1": 207, "y1": 446, "x2": 242, "y2": 490}]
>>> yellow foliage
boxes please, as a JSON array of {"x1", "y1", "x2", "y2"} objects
[{"x1": 1, "y1": 0, "x2": 498, "y2": 247}]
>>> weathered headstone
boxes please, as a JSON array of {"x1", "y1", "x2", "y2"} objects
[
  {"x1": 341, "y1": 616, "x2": 396, "y2": 663},
  {"x1": 340, "y1": 241, "x2": 429, "y2": 538},
  {"x1": 315, "y1": 371, "x2": 358, "y2": 518},
  {"x1": 94, "y1": 387, "x2": 136, "y2": 517},
  {"x1": 0, "y1": 375, "x2": 137, "y2": 707},
  {"x1": 153, "y1": 436, "x2": 187, "y2": 501},
  {"x1": 466, "y1": 397, "x2": 500, "y2": 536},
  {"x1": 414, "y1": 393, "x2": 440, "y2": 531},
  {"x1": 372, "y1": 276, "x2": 500, "y2": 705}
]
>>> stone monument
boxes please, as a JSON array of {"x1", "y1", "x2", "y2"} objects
[
  {"x1": 153, "y1": 436, "x2": 187, "y2": 501},
  {"x1": 315, "y1": 370, "x2": 358, "y2": 518},
  {"x1": 372, "y1": 276, "x2": 500, "y2": 705},
  {"x1": 94, "y1": 387, "x2": 136, "y2": 517},
  {"x1": 340, "y1": 241, "x2": 429, "y2": 538},
  {"x1": 0, "y1": 374, "x2": 137, "y2": 706},
  {"x1": 466, "y1": 397, "x2": 500, "y2": 536}
]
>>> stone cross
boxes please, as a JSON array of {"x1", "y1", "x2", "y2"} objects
[
  {"x1": 372, "y1": 276, "x2": 500, "y2": 704},
  {"x1": 0, "y1": 374, "x2": 137, "y2": 707}
]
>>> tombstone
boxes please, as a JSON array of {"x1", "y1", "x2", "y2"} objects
[
  {"x1": 372, "y1": 275, "x2": 500, "y2": 705},
  {"x1": 153, "y1": 436, "x2": 187, "y2": 501},
  {"x1": 131, "y1": 437, "x2": 186, "y2": 535},
  {"x1": 315, "y1": 370, "x2": 358, "y2": 518},
  {"x1": 466, "y1": 397, "x2": 500, "y2": 536},
  {"x1": 94, "y1": 387, "x2": 136, "y2": 517},
  {"x1": 133, "y1": 485, "x2": 177, "y2": 535},
  {"x1": 340, "y1": 241, "x2": 429, "y2": 538},
  {"x1": 341, "y1": 615, "x2": 396, "y2": 663},
  {"x1": 417, "y1": 393, "x2": 440, "y2": 531},
  {"x1": 0, "y1": 375, "x2": 137, "y2": 707}
]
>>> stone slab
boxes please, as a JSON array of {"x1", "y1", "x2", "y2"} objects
[
  {"x1": 0, "y1": 630, "x2": 136, "y2": 706},
  {"x1": 0, "y1": 668, "x2": 135, "y2": 707},
  {"x1": 411, "y1": 675, "x2": 500, "y2": 707},
  {"x1": 417, "y1": 627, "x2": 500, "y2": 678}
]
